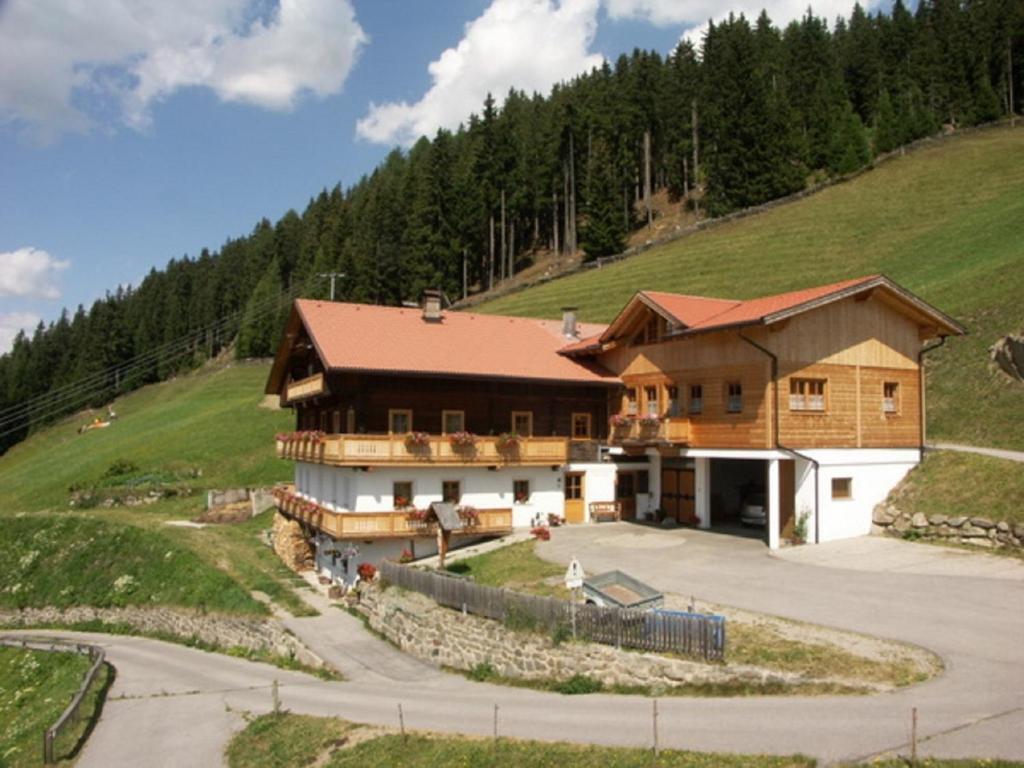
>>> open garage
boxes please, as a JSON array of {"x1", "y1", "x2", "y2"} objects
[{"x1": 708, "y1": 458, "x2": 796, "y2": 542}]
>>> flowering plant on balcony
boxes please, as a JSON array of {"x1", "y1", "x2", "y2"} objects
[
  {"x1": 448, "y1": 431, "x2": 477, "y2": 448},
  {"x1": 393, "y1": 495, "x2": 412, "y2": 510},
  {"x1": 609, "y1": 414, "x2": 633, "y2": 428},
  {"x1": 457, "y1": 505, "x2": 480, "y2": 525},
  {"x1": 495, "y1": 432, "x2": 522, "y2": 451},
  {"x1": 276, "y1": 430, "x2": 326, "y2": 444},
  {"x1": 637, "y1": 415, "x2": 662, "y2": 428},
  {"x1": 405, "y1": 508, "x2": 430, "y2": 522},
  {"x1": 514, "y1": 488, "x2": 530, "y2": 504},
  {"x1": 404, "y1": 431, "x2": 431, "y2": 448},
  {"x1": 399, "y1": 549, "x2": 414, "y2": 564},
  {"x1": 530, "y1": 525, "x2": 551, "y2": 541}
]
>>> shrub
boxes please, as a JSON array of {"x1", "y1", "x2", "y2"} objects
[
  {"x1": 398, "y1": 549, "x2": 414, "y2": 564},
  {"x1": 103, "y1": 458, "x2": 140, "y2": 479},
  {"x1": 530, "y1": 526, "x2": 551, "y2": 541},
  {"x1": 547, "y1": 513, "x2": 564, "y2": 528},
  {"x1": 552, "y1": 674, "x2": 603, "y2": 695},
  {"x1": 550, "y1": 622, "x2": 572, "y2": 646},
  {"x1": 357, "y1": 562, "x2": 377, "y2": 581},
  {"x1": 503, "y1": 604, "x2": 539, "y2": 633},
  {"x1": 468, "y1": 662, "x2": 497, "y2": 681}
]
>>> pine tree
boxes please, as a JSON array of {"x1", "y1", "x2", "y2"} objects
[
  {"x1": 580, "y1": 138, "x2": 626, "y2": 259},
  {"x1": 873, "y1": 90, "x2": 901, "y2": 154},
  {"x1": 828, "y1": 102, "x2": 872, "y2": 175}
]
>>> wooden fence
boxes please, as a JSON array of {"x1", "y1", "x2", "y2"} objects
[
  {"x1": 379, "y1": 562, "x2": 725, "y2": 661},
  {"x1": 0, "y1": 635, "x2": 107, "y2": 764}
]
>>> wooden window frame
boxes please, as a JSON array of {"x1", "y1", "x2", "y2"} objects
[
  {"x1": 571, "y1": 412, "x2": 592, "y2": 440},
  {"x1": 442, "y1": 480, "x2": 462, "y2": 504},
  {"x1": 726, "y1": 381, "x2": 743, "y2": 414},
  {"x1": 388, "y1": 408, "x2": 413, "y2": 435},
  {"x1": 564, "y1": 472, "x2": 583, "y2": 500},
  {"x1": 441, "y1": 409, "x2": 465, "y2": 434},
  {"x1": 831, "y1": 477, "x2": 853, "y2": 501},
  {"x1": 511, "y1": 411, "x2": 534, "y2": 437},
  {"x1": 644, "y1": 385, "x2": 660, "y2": 417},
  {"x1": 665, "y1": 385, "x2": 680, "y2": 418},
  {"x1": 513, "y1": 479, "x2": 530, "y2": 505},
  {"x1": 883, "y1": 381, "x2": 900, "y2": 415},
  {"x1": 789, "y1": 377, "x2": 827, "y2": 413},
  {"x1": 392, "y1": 480, "x2": 414, "y2": 510},
  {"x1": 688, "y1": 384, "x2": 703, "y2": 415}
]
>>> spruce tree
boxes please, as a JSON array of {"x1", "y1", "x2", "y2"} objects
[
  {"x1": 828, "y1": 102, "x2": 872, "y2": 175},
  {"x1": 580, "y1": 138, "x2": 626, "y2": 259},
  {"x1": 873, "y1": 89, "x2": 901, "y2": 154}
]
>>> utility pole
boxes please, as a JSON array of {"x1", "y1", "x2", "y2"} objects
[{"x1": 318, "y1": 272, "x2": 345, "y2": 301}]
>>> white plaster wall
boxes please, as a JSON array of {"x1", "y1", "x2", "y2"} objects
[
  {"x1": 799, "y1": 449, "x2": 919, "y2": 543},
  {"x1": 314, "y1": 534, "x2": 439, "y2": 586},
  {"x1": 567, "y1": 462, "x2": 617, "y2": 523},
  {"x1": 294, "y1": 463, "x2": 565, "y2": 528}
]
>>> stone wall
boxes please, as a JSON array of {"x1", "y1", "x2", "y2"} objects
[
  {"x1": 873, "y1": 502, "x2": 1024, "y2": 550},
  {"x1": 358, "y1": 584, "x2": 800, "y2": 690},
  {"x1": 272, "y1": 511, "x2": 315, "y2": 572},
  {"x1": 0, "y1": 605, "x2": 323, "y2": 668}
]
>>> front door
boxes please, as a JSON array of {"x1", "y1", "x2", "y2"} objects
[
  {"x1": 564, "y1": 472, "x2": 585, "y2": 524},
  {"x1": 661, "y1": 467, "x2": 696, "y2": 524},
  {"x1": 616, "y1": 471, "x2": 636, "y2": 520}
]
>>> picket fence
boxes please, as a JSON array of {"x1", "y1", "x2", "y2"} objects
[{"x1": 379, "y1": 561, "x2": 725, "y2": 661}]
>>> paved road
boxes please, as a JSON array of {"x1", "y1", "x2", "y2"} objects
[
  {"x1": 928, "y1": 442, "x2": 1024, "y2": 463},
  {"x1": 12, "y1": 530, "x2": 1024, "y2": 767}
]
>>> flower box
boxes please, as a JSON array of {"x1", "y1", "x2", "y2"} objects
[
  {"x1": 404, "y1": 431, "x2": 431, "y2": 449},
  {"x1": 448, "y1": 431, "x2": 478, "y2": 449},
  {"x1": 495, "y1": 432, "x2": 522, "y2": 451}
]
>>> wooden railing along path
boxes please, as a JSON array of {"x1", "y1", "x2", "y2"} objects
[
  {"x1": 380, "y1": 561, "x2": 725, "y2": 661},
  {"x1": 0, "y1": 635, "x2": 107, "y2": 764}
]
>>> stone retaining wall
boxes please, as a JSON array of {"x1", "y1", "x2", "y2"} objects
[
  {"x1": 359, "y1": 584, "x2": 799, "y2": 690},
  {"x1": 0, "y1": 605, "x2": 323, "y2": 668},
  {"x1": 873, "y1": 502, "x2": 1024, "y2": 550}
]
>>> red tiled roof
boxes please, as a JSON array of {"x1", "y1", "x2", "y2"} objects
[
  {"x1": 291, "y1": 299, "x2": 616, "y2": 384},
  {"x1": 639, "y1": 292, "x2": 741, "y2": 328}
]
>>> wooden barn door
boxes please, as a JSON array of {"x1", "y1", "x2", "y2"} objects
[
  {"x1": 661, "y1": 467, "x2": 696, "y2": 524},
  {"x1": 778, "y1": 460, "x2": 796, "y2": 541},
  {"x1": 616, "y1": 471, "x2": 636, "y2": 520}
]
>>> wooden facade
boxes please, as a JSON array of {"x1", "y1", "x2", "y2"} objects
[{"x1": 602, "y1": 292, "x2": 929, "y2": 451}]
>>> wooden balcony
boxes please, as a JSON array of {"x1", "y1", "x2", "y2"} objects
[
  {"x1": 274, "y1": 487, "x2": 513, "y2": 539},
  {"x1": 608, "y1": 417, "x2": 689, "y2": 446},
  {"x1": 276, "y1": 433, "x2": 570, "y2": 467},
  {"x1": 285, "y1": 373, "x2": 325, "y2": 403}
]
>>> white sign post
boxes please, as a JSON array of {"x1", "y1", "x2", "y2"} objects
[{"x1": 564, "y1": 557, "x2": 585, "y2": 640}]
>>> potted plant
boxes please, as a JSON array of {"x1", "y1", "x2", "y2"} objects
[
  {"x1": 457, "y1": 505, "x2": 480, "y2": 525},
  {"x1": 356, "y1": 562, "x2": 377, "y2": 581},
  {"x1": 530, "y1": 526, "x2": 551, "y2": 541},
  {"x1": 448, "y1": 430, "x2": 477, "y2": 449},
  {"x1": 495, "y1": 432, "x2": 521, "y2": 452},
  {"x1": 404, "y1": 431, "x2": 431, "y2": 449},
  {"x1": 394, "y1": 494, "x2": 412, "y2": 510},
  {"x1": 637, "y1": 415, "x2": 661, "y2": 436}
]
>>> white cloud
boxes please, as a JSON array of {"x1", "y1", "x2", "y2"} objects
[
  {"x1": 356, "y1": 0, "x2": 603, "y2": 146},
  {"x1": 0, "y1": 312, "x2": 41, "y2": 354},
  {"x1": 0, "y1": 248, "x2": 70, "y2": 299},
  {"x1": 605, "y1": 0, "x2": 865, "y2": 39},
  {"x1": 0, "y1": 0, "x2": 367, "y2": 140}
]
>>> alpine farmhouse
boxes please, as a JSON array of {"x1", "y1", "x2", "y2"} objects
[{"x1": 266, "y1": 275, "x2": 964, "y2": 584}]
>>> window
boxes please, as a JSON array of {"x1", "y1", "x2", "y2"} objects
[
  {"x1": 513, "y1": 479, "x2": 530, "y2": 504},
  {"x1": 442, "y1": 410, "x2": 465, "y2": 434},
  {"x1": 666, "y1": 386, "x2": 680, "y2": 417},
  {"x1": 644, "y1": 386, "x2": 659, "y2": 417},
  {"x1": 564, "y1": 473, "x2": 583, "y2": 500},
  {"x1": 393, "y1": 481, "x2": 413, "y2": 509},
  {"x1": 726, "y1": 382, "x2": 743, "y2": 413},
  {"x1": 512, "y1": 411, "x2": 533, "y2": 437},
  {"x1": 625, "y1": 388, "x2": 638, "y2": 415},
  {"x1": 442, "y1": 480, "x2": 461, "y2": 504},
  {"x1": 883, "y1": 382, "x2": 900, "y2": 414},
  {"x1": 388, "y1": 409, "x2": 412, "y2": 434},
  {"x1": 331, "y1": 409, "x2": 342, "y2": 434},
  {"x1": 572, "y1": 413, "x2": 592, "y2": 439},
  {"x1": 688, "y1": 384, "x2": 703, "y2": 415},
  {"x1": 644, "y1": 316, "x2": 660, "y2": 343},
  {"x1": 790, "y1": 378, "x2": 826, "y2": 411},
  {"x1": 831, "y1": 477, "x2": 852, "y2": 500}
]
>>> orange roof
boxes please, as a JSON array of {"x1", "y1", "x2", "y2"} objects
[
  {"x1": 567, "y1": 275, "x2": 963, "y2": 355},
  {"x1": 274, "y1": 299, "x2": 616, "y2": 386}
]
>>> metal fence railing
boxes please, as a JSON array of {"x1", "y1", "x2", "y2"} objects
[
  {"x1": 379, "y1": 561, "x2": 725, "y2": 661},
  {"x1": 0, "y1": 635, "x2": 107, "y2": 764}
]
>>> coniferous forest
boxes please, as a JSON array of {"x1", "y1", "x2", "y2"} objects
[{"x1": 1, "y1": 0, "x2": 1022, "y2": 452}]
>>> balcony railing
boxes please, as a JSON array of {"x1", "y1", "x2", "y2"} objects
[
  {"x1": 273, "y1": 486, "x2": 513, "y2": 539},
  {"x1": 608, "y1": 417, "x2": 689, "y2": 446},
  {"x1": 276, "y1": 433, "x2": 570, "y2": 467},
  {"x1": 285, "y1": 373, "x2": 325, "y2": 403}
]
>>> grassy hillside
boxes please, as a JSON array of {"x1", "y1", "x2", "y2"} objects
[
  {"x1": 479, "y1": 126, "x2": 1024, "y2": 450},
  {"x1": 0, "y1": 362, "x2": 314, "y2": 617},
  {"x1": 0, "y1": 361, "x2": 290, "y2": 512}
]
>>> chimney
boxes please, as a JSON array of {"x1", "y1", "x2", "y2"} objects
[
  {"x1": 561, "y1": 306, "x2": 578, "y2": 338},
  {"x1": 422, "y1": 289, "x2": 443, "y2": 322}
]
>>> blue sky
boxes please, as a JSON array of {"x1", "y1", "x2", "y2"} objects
[{"x1": 0, "y1": 0, "x2": 863, "y2": 352}]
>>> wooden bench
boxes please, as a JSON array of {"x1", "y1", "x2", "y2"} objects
[{"x1": 589, "y1": 501, "x2": 621, "y2": 523}]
